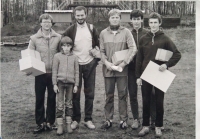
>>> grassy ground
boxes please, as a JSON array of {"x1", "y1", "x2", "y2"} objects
[{"x1": 1, "y1": 27, "x2": 195, "y2": 139}]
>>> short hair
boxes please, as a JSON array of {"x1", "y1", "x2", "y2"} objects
[
  {"x1": 108, "y1": 9, "x2": 121, "y2": 18},
  {"x1": 130, "y1": 9, "x2": 144, "y2": 19},
  {"x1": 74, "y1": 6, "x2": 87, "y2": 15},
  {"x1": 148, "y1": 12, "x2": 162, "y2": 24},
  {"x1": 59, "y1": 36, "x2": 74, "y2": 52},
  {"x1": 39, "y1": 13, "x2": 53, "y2": 23}
]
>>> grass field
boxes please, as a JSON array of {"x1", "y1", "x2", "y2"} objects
[{"x1": 1, "y1": 27, "x2": 195, "y2": 139}]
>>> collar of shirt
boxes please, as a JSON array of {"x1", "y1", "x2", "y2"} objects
[{"x1": 77, "y1": 22, "x2": 87, "y2": 28}]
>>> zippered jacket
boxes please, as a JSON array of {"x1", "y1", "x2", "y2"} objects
[
  {"x1": 100, "y1": 26, "x2": 137, "y2": 77},
  {"x1": 52, "y1": 52, "x2": 79, "y2": 86},
  {"x1": 128, "y1": 27, "x2": 149, "y2": 70},
  {"x1": 62, "y1": 23, "x2": 99, "y2": 49},
  {"x1": 28, "y1": 28, "x2": 61, "y2": 73},
  {"x1": 135, "y1": 30, "x2": 181, "y2": 78}
]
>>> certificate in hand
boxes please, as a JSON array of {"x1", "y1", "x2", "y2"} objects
[{"x1": 140, "y1": 61, "x2": 176, "y2": 93}]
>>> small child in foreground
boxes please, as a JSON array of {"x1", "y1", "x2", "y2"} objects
[{"x1": 52, "y1": 36, "x2": 79, "y2": 135}]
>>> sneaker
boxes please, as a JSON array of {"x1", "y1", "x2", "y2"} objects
[
  {"x1": 150, "y1": 122, "x2": 164, "y2": 131},
  {"x1": 155, "y1": 127, "x2": 162, "y2": 138},
  {"x1": 131, "y1": 119, "x2": 139, "y2": 129},
  {"x1": 101, "y1": 120, "x2": 112, "y2": 130},
  {"x1": 33, "y1": 124, "x2": 45, "y2": 134},
  {"x1": 71, "y1": 121, "x2": 79, "y2": 130},
  {"x1": 138, "y1": 126, "x2": 149, "y2": 137},
  {"x1": 84, "y1": 121, "x2": 95, "y2": 129},
  {"x1": 46, "y1": 123, "x2": 57, "y2": 131},
  {"x1": 119, "y1": 121, "x2": 127, "y2": 129}
]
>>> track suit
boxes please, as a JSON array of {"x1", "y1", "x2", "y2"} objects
[
  {"x1": 135, "y1": 30, "x2": 181, "y2": 127},
  {"x1": 100, "y1": 26, "x2": 137, "y2": 121}
]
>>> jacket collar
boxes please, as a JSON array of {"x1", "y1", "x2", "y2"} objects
[
  {"x1": 132, "y1": 27, "x2": 143, "y2": 33},
  {"x1": 61, "y1": 51, "x2": 73, "y2": 55},
  {"x1": 107, "y1": 26, "x2": 125, "y2": 34},
  {"x1": 35, "y1": 28, "x2": 59, "y2": 38}
]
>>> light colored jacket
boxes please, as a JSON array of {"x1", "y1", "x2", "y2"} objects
[
  {"x1": 28, "y1": 28, "x2": 61, "y2": 73},
  {"x1": 100, "y1": 26, "x2": 137, "y2": 77}
]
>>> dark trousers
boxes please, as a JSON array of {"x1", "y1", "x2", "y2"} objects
[
  {"x1": 56, "y1": 81, "x2": 73, "y2": 118},
  {"x1": 72, "y1": 59, "x2": 97, "y2": 122},
  {"x1": 128, "y1": 69, "x2": 156, "y2": 122},
  {"x1": 141, "y1": 80, "x2": 164, "y2": 127},
  {"x1": 35, "y1": 73, "x2": 56, "y2": 125}
]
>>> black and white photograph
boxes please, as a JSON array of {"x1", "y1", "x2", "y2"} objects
[{"x1": 0, "y1": 0, "x2": 197, "y2": 138}]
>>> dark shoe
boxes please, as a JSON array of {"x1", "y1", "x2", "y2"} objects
[
  {"x1": 119, "y1": 121, "x2": 128, "y2": 129},
  {"x1": 101, "y1": 120, "x2": 112, "y2": 130},
  {"x1": 150, "y1": 122, "x2": 155, "y2": 129},
  {"x1": 33, "y1": 124, "x2": 45, "y2": 134},
  {"x1": 46, "y1": 123, "x2": 57, "y2": 131}
]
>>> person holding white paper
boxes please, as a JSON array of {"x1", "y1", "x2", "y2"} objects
[
  {"x1": 27, "y1": 14, "x2": 61, "y2": 134},
  {"x1": 135, "y1": 12, "x2": 181, "y2": 137},
  {"x1": 100, "y1": 9, "x2": 137, "y2": 130}
]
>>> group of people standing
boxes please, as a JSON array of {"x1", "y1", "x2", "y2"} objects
[{"x1": 27, "y1": 6, "x2": 181, "y2": 138}]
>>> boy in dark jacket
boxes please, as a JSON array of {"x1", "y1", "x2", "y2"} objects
[
  {"x1": 128, "y1": 9, "x2": 156, "y2": 129},
  {"x1": 136, "y1": 12, "x2": 181, "y2": 137}
]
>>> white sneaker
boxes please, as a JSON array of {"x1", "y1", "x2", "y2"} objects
[
  {"x1": 84, "y1": 121, "x2": 95, "y2": 129},
  {"x1": 71, "y1": 121, "x2": 79, "y2": 130},
  {"x1": 131, "y1": 119, "x2": 139, "y2": 129},
  {"x1": 138, "y1": 126, "x2": 150, "y2": 137},
  {"x1": 155, "y1": 127, "x2": 162, "y2": 137}
]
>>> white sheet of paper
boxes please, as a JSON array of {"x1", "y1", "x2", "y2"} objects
[{"x1": 140, "y1": 61, "x2": 176, "y2": 93}]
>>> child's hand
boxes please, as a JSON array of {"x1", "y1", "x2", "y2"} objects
[
  {"x1": 73, "y1": 86, "x2": 78, "y2": 93},
  {"x1": 54, "y1": 85, "x2": 59, "y2": 93}
]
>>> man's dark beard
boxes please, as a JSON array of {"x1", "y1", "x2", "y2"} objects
[{"x1": 76, "y1": 19, "x2": 85, "y2": 25}]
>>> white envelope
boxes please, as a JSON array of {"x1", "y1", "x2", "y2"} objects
[{"x1": 140, "y1": 61, "x2": 176, "y2": 93}]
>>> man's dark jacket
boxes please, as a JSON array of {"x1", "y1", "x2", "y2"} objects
[
  {"x1": 128, "y1": 27, "x2": 148, "y2": 70},
  {"x1": 62, "y1": 23, "x2": 99, "y2": 49}
]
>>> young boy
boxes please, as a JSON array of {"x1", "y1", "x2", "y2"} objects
[
  {"x1": 100, "y1": 9, "x2": 137, "y2": 130},
  {"x1": 52, "y1": 36, "x2": 79, "y2": 135},
  {"x1": 136, "y1": 12, "x2": 181, "y2": 137},
  {"x1": 128, "y1": 9, "x2": 156, "y2": 129}
]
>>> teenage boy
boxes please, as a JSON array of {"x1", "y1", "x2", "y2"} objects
[
  {"x1": 128, "y1": 9, "x2": 156, "y2": 129},
  {"x1": 28, "y1": 14, "x2": 61, "y2": 133},
  {"x1": 62, "y1": 6, "x2": 99, "y2": 130},
  {"x1": 136, "y1": 12, "x2": 181, "y2": 137},
  {"x1": 100, "y1": 9, "x2": 137, "y2": 130}
]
